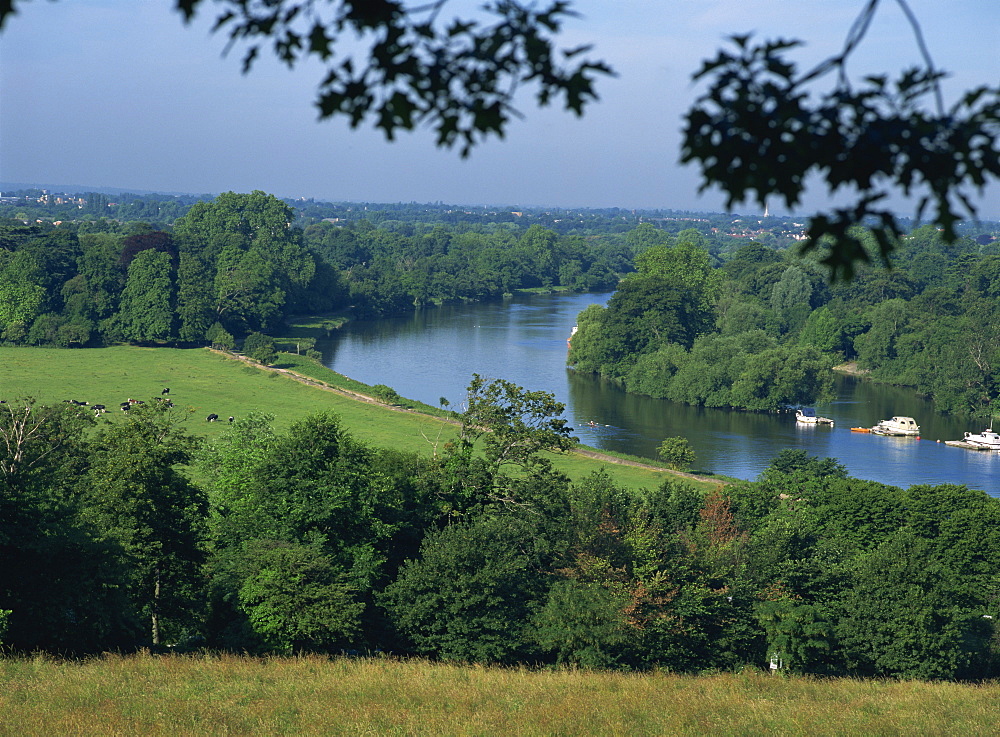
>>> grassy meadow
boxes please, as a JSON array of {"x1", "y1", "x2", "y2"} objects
[
  {"x1": 0, "y1": 345, "x2": 703, "y2": 491},
  {"x1": 1, "y1": 653, "x2": 997, "y2": 736}
]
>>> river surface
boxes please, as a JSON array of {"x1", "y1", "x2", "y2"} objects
[{"x1": 320, "y1": 291, "x2": 1000, "y2": 496}]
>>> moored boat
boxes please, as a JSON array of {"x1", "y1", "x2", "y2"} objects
[
  {"x1": 962, "y1": 428, "x2": 1000, "y2": 450},
  {"x1": 870, "y1": 416, "x2": 921, "y2": 437},
  {"x1": 795, "y1": 408, "x2": 834, "y2": 425}
]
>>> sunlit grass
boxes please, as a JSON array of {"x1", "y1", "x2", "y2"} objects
[{"x1": 1, "y1": 653, "x2": 996, "y2": 736}]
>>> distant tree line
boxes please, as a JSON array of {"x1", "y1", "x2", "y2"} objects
[
  {"x1": 0, "y1": 192, "x2": 633, "y2": 345},
  {"x1": 2, "y1": 383, "x2": 998, "y2": 680},
  {"x1": 2, "y1": 191, "x2": 706, "y2": 344},
  {"x1": 4, "y1": 189, "x2": 1000, "y2": 414},
  {"x1": 0, "y1": 192, "x2": 345, "y2": 347},
  {"x1": 569, "y1": 225, "x2": 1000, "y2": 416}
]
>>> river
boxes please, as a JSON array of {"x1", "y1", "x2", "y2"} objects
[{"x1": 320, "y1": 291, "x2": 1000, "y2": 496}]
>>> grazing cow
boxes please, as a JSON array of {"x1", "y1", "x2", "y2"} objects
[
  {"x1": 228, "y1": 416, "x2": 234, "y2": 423},
  {"x1": 162, "y1": 388, "x2": 170, "y2": 395},
  {"x1": 92, "y1": 404, "x2": 106, "y2": 414},
  {"x1": 206, "y1": 413, "x2": 219, "y2": 422}
]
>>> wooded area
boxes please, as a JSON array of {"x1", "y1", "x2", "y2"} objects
[
  {"x1": 569, "y1": 224, "x2": 1000, "y2": 415},
  {"x1": 2, "y1": 387, "x2": 998, "y2": 680}
]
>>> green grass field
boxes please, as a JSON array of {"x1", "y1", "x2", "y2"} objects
[
  {"x1": 0, "y1": 346, "x2": 707, "y2": 491},
  {"x1": 1, "y1": 653, "x2": 996, "y2": 736}
]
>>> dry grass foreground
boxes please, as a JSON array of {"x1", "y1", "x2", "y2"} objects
[{"x1": 1, "y1": 653, "x2": 997, "y2": 736}]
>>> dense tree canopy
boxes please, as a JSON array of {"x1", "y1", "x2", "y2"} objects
[
  {"x1": 1, "y1": 377, "x2": 999, "y2": 679},
  {"x1": 570, "y1": 223, "x2": 999, "y2": 415}
]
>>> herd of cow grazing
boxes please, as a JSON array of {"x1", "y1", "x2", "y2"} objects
[{"x1": 3, "y1": 387, "x2": 237, "y2": 423}]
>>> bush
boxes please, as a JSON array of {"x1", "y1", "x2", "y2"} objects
[
  {"x1": 206, "y1": 322, "x2": 235, "y2": 351},
  {"x1": 243, "y1": 332, "x2": 277, "y2": 366},
  {"x1": 370, "y1": 384, "x2": 401, "y2": 405},
  {"x1": 657, "y1": 436, "x2": 696, "y2": 471}
]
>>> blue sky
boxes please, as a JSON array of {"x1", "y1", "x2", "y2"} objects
[{"x1": 1, "y1": 1, "x2": 997, "y2": 218}]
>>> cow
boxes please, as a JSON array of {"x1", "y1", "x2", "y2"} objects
[
  {"x1": 206, "y1": 413, "x2": 219, "y2": 422},
  {"x1": 162, "y1": 388, "x2": 170, "y2": 395},
  {"x1": 228, "y1": 416, "x2": 234, "y2": 423}
]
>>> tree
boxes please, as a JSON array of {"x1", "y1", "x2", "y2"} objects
[
  {"x1": 835, "y1": 528, "x2": 993, "y2": 679},
  {"x1": 175, "y1": 251, "x2": 215, "y2": 343},
  {"x1": 235, "y1": 540, "x2": 363, "y2": 654},
  {"x1": 657, "y1": 437, "x2": 696, "y2": 472},
  {"x1": 680, "y1": 5, "x2": 1000, "y2": 280},
  {"x1": 83, "y1": 402, "x2": 208, "y2": 646},
  {"x1": 531, "y1": 578, "x2": 630, "y2": 668},
  {"x1": 0, "y1": 250, "x2": 46, "y2": 333},
  {"x1": 379, "y1": 514, "x2": 545, "y2": 662},
  {"x1": 582, "y1": 273, "x2": 713, "y2": 377},
  {"x1": 173, "y1": 191, "x2": 320, "y2": 334},
  {"x1": 242, "y1": 331, "x2": 277, "y2": 365},
  {"x1": 206, "y1": 321, "x2": 235, "y2": 351},
  {"x1": 756, "y1": 599, "x2": 834, "y2": 674},
  {"x1": 200, "y1": 412, "x2": 444, "y2": 652},
  {"x1": 0, "y1": 401, "x2": 138, "y2": 651},
  {"x1": 458, "y1": 373, "x2": 577, "y2": 477},
  {"x1": 115, "y1": 249, "x2": 175, "y2": 343}
]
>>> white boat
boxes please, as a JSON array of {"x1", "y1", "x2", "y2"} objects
[
  {"x1": 870, "y1": 416, "x2": 921, "y2": 437},
  {"x1": 795, "y1": 408, "x2": 833, "y2": 425},
  {"x1": 963, "y1": 428, "x2": 1000, "y2": 450}
]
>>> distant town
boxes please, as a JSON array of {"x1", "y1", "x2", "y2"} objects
[{"x1": 1, "y1": 185, "x2": 997, "y2": 246}]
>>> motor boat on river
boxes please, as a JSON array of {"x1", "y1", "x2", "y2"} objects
[
  {"x1": 795, "y1": 408, "x2": 834, "y2": 425},
  {"x1": 870, "y1": 416, "x2": 921, "y2": 437}
]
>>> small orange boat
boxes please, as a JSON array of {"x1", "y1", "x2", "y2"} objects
[{"x1": 851, "y1": 427, "x2": 871, "y2": 433}]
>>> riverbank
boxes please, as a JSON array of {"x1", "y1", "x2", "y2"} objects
[
  {"x1": 224, "y1": 348, "x2": 729, "y2": 488},
  {"x1": 0, "y1": 345, "x2": 715, "y2": 492},
  {"x1": 832, "y1": 361, "x2": 870, "y2": 376}
]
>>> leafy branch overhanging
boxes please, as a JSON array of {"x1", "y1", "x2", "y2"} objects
[{"x1": 680, "y1": 0, "x2": 1000, "y2": 280}]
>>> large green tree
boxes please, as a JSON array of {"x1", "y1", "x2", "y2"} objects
[
  {"x1": 173, "y1": 191, "x2": 328, "y2": 334},
  {"x1": 115, "y1": 249, "x2": 176, "y2": 343},
  {"x1": 380, "y1": 514, "x2": 546, "y2": 663},
  {"x1": 0, "y1": 401, "x2": 136, "y2": 651},
  {"x1": 0, "y1": 250, "x2": 46, "y2": 334},
  {"x1": 83, "y1": 403, "x2": 207, "y2": 646}
]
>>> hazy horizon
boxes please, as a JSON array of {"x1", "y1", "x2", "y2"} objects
[{"x1": 3, "y1": 1, "x2": 998, "y2": 219}]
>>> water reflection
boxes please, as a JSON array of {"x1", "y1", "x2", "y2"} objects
[{"x1": 321, "y1": 291, "x2": 999, "y2": 496}]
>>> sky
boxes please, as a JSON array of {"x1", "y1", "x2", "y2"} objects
[{"x1": 1, "y1": 1, "x2": 998, "y2": 218}]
